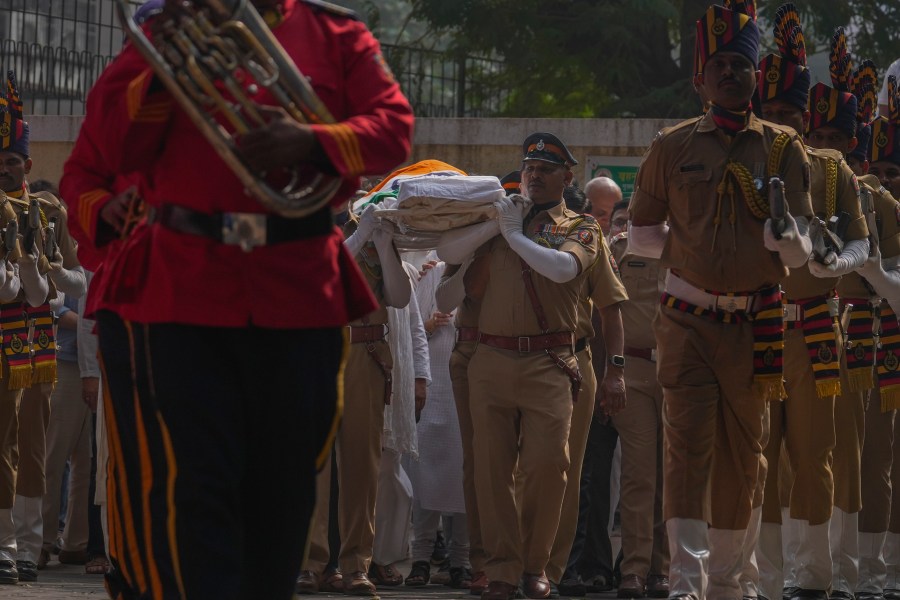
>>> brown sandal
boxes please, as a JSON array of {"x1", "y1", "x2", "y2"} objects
[
  {"x1": 85, "y1": 556, "x2": 109, "y2": 575},
  {"x1": 368, "y1": 561, "x2": 403, "y2": 586}
]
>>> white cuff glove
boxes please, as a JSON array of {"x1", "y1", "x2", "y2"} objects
[
  {"x1": 436, "y1": 219, "x2": 500, "y2": 264},
  {"x1": 48, "y1": 263, "x2": 87, "y2": 298},
  {"x1": 435, "y1": 260, "x2": 469, "y2": 314},
  {"x1": 344, "y1": 204, "x2": 379, "y2": 257},
  {"x1": 808, "y1": 238, "x2": 870, "y2": 278},
  {"x1": 860, "y1": 248, "x2": 900, "y2": 313},
  {"x1": 0, "y1": 261, "x2": 18, "y2": 303},
  {"x1": 763, "y1": 214, "x2": 812, "y2": 268},
  {"x1": 495, "y1": 196, "x2": 525, "y2": 239},
  {"x1": 505, "y1": 233, "x2": 579, "y2": 283},
  {"x1": 18, "y1": 252, "x2": 49, "y2": 307},
  {"x1": 628, "y1": 223, "x2": 668, "y2": 259}
]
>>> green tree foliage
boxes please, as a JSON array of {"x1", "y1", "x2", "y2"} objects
[{"x1": 349, "y1": 0, "x2": 900, "y2": 118}]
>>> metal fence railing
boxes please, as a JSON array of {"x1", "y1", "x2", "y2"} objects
[{"x1": 0, "y1": 0, "x2": 509, "y2": 117}]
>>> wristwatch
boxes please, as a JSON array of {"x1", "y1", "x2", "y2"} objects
[{"x1": 608, "y1": 355, "x2": 625, "y2": 368}]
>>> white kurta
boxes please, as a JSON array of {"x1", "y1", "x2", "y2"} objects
[{"x1": 405, "y1": 261, "x2": 466, "y2": 515}]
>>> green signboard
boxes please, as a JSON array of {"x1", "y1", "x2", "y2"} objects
[{"x1": 585, "y1": 156, "x2": 641, "y2": 200}]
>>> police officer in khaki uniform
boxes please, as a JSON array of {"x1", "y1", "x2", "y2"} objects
[
  {"x1": 298, "y1": 204, "x2": 411, "y2": 597},
  {"x1": 545, "y1": 186, "x2": 628, "y2": 595},
  {"x1": 0, "y1": 71, "x2": 85, "y2": 584},
  {"x1": 607, "y1": 201, "x2": 670, "y2": 599},
  {"x1": 803, "y1": 33, "x2": 894, "y2": 600},
  {"x1": 854, "y1": 81, "x2": 900, "y2": 600},
  {"x1": 755, "y1": 8, "x2": 870, "y2": 600},
  {"x1": 439, "y1": 133, "x2": 610, "y2": 600},
  {"x1": 629, "y1": 4, "x2": 814, "y2": 599}
]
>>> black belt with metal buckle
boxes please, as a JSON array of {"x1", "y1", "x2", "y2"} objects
[{"x1": 148, "y1": 204, "x2": 334, "y2": 251}]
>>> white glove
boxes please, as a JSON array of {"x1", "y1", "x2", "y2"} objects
[
  {"x1": 344, "y1": 204, "x2": 379, "y2": 257},
  {"x1": 808, "y1": 238, "x2": 870, "y2": 278},
  {"x1": 17, "y1": 251, "x2": 49, "y2": 307},
  {"x1": 436, "y1": 219, "x2": 500, "y2": 264},
  {"x1": 495, "y1": 196, "x2": 524, "y2": 239},
  {"x1": 48, "y1": 263, "x2": 87, "y2": 298},
  {"x1": 859, "y1": 246, "x2": 900, "y2": 313},
  {"x1": 628, "y1": 222, "x2": 669, "y2": 259},
  {"x1": 0, "y1": 261, "x2": 20, "y2": 303},
  {"x1": 763, "y1": 214, "x2": 813, "y2": 268}
]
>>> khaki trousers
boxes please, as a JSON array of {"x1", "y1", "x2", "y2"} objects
[
  {"x1": 0, "y1": 385, "x2": 23, "y2": 509},
  {"x1": 612, "y1": 355, "x2": 668, "y2": 579},
  {"x1": 331, "y1": 341, "x2": 390, "y2": 575},
  {"x1": 860, "y1": 386, "x2": 894, "y2": 533},
  {"x1": 774, "y1": 328, "x2": 836, "y2": 525},
  {"x1": 303, "y1": 454, "x2": 332, "y2": 574},
  {"x1": 450, "y1": 341, "x2": 487, "y2": 573},
  {"x1": 17, "y1": 382, "x2": 53, "y2": 498},
  {"x1": 41, "y1": 361, "x2": 92, "y2": 552},
  {"x1": 546, "y1": 347, "x2": 596, "y2": 583},
  {"x1": 833, "y1": 362, "x2": 865, "y2": 514},
  {"x1": 891, "y1": 414, "x2": 900, "y2": 535},
  {"x1": 469, "y1": 344, "x2": 574, "y2": 585},
  {"x1": 655, "y1": 306, "x2": 766, "y2": 530}
]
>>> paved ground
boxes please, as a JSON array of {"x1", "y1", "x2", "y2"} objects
[{"x1": 0, "y1": 540, "x2": 625, "y2": 599}]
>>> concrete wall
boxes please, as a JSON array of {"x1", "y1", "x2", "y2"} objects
[{"x1": 25, "y1": 116, "x2": 682, "y2": 190}]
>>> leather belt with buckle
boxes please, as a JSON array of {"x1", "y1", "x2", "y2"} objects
[
  {"x1": 456, "y1": 327, "x2": 479, "y2": 343},
  {"x1": 782, "y1": 303, "x2": 803, "y2": 322},
  {"x1": 149, "y1": 204, "x2": 334, "y2": 252},
  {"x1": 347, "y1": 324, "x2": 388, "y2": 344},
  {"x1": 664, "y1": 272, "x2": 761, "y2": 314},
  {"x1": 624, "y1": 346, "x2": 657, "y2": 362},
  {"x1": 478, "y1": 332, "x2": 574, "y2": 353}
]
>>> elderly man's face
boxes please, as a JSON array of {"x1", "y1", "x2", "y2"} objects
[{"x1": 587, "y1": 184, "x2": 621, "y2": 234}]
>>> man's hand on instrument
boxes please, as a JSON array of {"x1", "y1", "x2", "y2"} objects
[
  {"x1": 495, "y1": 196, "x2": 524, "y2": 239},
  {"x1": 763, "y1": 213, "x2": 813, "y2": 268},
  {"x1": 237, "y1": 106, "x2": 318, "y2": 173},
  {"x1": 100, "y1": 185, "x2": 137, "y2": 236}
]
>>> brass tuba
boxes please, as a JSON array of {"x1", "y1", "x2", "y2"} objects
[{"x1": 114, "y1": 0, "x2": 341, "y2": 218}]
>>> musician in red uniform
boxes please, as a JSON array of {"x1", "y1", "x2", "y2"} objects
[{"x1": 59, "y1": 0, "x2": 414, "y2": 598}]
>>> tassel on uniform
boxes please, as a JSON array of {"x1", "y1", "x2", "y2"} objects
[
  {"x1": 881, "y1": 387, "x2": 900, "y2": 412},
  {"x1": 754, "y1": 376, "x2": 787, "y2": 402},
  {"x1": 816, "y1": 378, "x2": 842, "y2": 398}
]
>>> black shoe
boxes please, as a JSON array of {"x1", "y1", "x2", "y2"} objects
[
  {"x1": 830, "y1": 592, "x2": 856, "y2": 600},
  {"x1": 557, "y1": 575, "x2": 586, "y2": 596},
  {"x1": 857, "y1": 593, "x2": 885, "y2": 600},
  {"x1": 784, "y1": 587, "x2": 801, "y2": 600},
  {"x1": 886, "y1": 591, "x2": 900, "y2": 600},
  {"x1": 787, "y1": 590, "x2": 828, "y2": 600},
  {"x1": 585, "y1": 574, "x2": 613, "y2": 593},
  {"x1": 448, "y1": 567, "x2": 473, "y2": 589},
  {"x1": 547, "y1": 580, "x2": 560, "y2": 599},
  {"x1": 16, "y1": 560, "x2": 36, "y2": 582},
  {"x1": 0, "y1": 560, "x2": 16, "y2": 584}
]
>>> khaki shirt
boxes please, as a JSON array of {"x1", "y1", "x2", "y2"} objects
[
  {"x1": 574, "y1": 235, "x2": 628, "y2": 340},
  {"x1": 610, "y1": 232, "x2": 665, "y2": 350},
  {"x1": 344, "y1": 221, "x2": 389, "y2": 326},
  {"x1": 782, "y1": 149, "x2": 867, "y2": 300},
  {"x1": 479, "y1": 203, "x2": 601, "y2": 336},
  {"x1": 630, "y1": 111, "x2": 813, "y2": 292},
  {"x1": 838, "y1": 176, "x2": 900, "y2": 298}
]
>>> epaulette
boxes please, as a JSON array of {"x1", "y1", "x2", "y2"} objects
[
  {"x1": 299, "y1": 0, "x2": 359, "y2": 20},
  {"x1": 859, "y1": 174, "x2": 893, "y2": 200},
  {"x1": 29, "y1": 190, "x2": 63, "y2": 210},
  {"x1": 610, "y1": 231, "x2": 628, "y2": 245},
  {"x1": 656, "y1": 116, "x2": 703, "y2": 142},
  {"x1": 806, "y1": 146, "x2": 844, "y2": 162}
]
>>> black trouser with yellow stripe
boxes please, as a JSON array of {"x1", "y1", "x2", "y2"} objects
[{"x1": 96, "y1": 311, "x2": 343, "y2": 600}]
